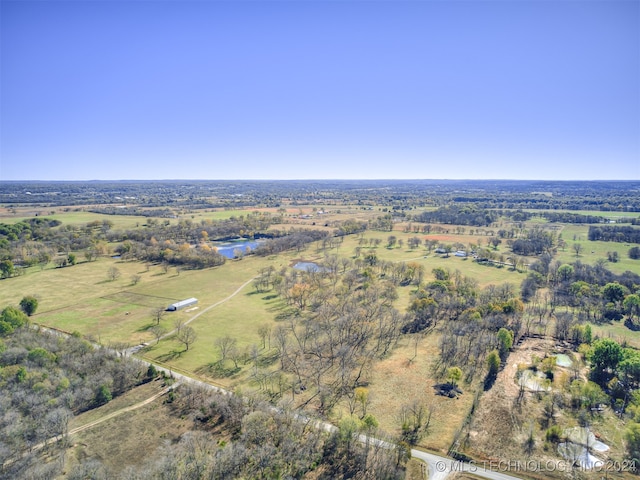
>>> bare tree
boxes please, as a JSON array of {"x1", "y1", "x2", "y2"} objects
[
  {"x1": 257, "y1": 324, "x2": 271, "y2": 349},
  {"x1": 215, "y1": 335, "x2": 238, "y2": 363},
  {"x1": 150, "y1": 325, "x2": 167, "y2": 344},
  {"x1": 573, "y1": 243, "x2": 583, "y2": 257},
  {"x1": 130, "y1": 274, "x2": 142, "y2": 285},
  {"x1": 176, "y1": 326, "x2": 197, "y2": 351},
  {"x1": 107, "y1": 266, "x2": 121, "y2": 281},
  {"x1": 173, "y1": 318, "x2": 185, "y2": 334},
  {"x1": 153, "y1": 306, "x2": 166, "y2": 325}
]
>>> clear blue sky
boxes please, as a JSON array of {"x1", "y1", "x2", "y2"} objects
[{"x1": 1, "y1": 0, "x2": 638, "y2": 181}]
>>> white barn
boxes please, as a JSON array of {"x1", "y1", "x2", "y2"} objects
[{"x1": 167, "y1": 298, "x2": 198, "y2": 311}]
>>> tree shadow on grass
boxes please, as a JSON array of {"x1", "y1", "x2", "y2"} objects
[
  {"x1": 256, "y1": 350, "x2": 279, "y2": 367},
  {"x1": 483, "y1": 374, "x2": 497, "y2": 391},
  {"x1": 136, "y1": 322, "x2": 157, "y2": 332},
  {"x1": 156, "y1": 350, "x2": 182, "y2": 362},
  {"x1": 433, "y1": 383, "x2": 463, "y2": 398},
  {"x1": 198, "y1": 361, "x2": 241, "y2": 378}
]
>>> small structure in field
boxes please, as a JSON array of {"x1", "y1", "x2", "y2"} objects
[{"x1": 167, "y1": 298, "x2": 198, "y2": 311}]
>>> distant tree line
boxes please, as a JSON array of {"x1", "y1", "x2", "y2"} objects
[
  {"x1": 87, "y1": 206, "x2": 176, "y2": 217},
  {"x1": 254, "y1": 229, "x2": 329, "y2": 256},
  {"x1": 542, "y1": 212, "x2": 610, "y2": 224},
  {"x1": 412, "y1": 205, "x2": 498, "y2": 227},
  {"x1": 3, "y1": 180, "x2": 640, "y2": 212}
]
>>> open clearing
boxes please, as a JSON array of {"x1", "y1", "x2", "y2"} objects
[{"x1": 62, "y1": 380, "x2": 194, "y2": 477}]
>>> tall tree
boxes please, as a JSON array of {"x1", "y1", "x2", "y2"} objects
[{"x1": 589, "y1": 338, "x2": 623, "y2": 385}]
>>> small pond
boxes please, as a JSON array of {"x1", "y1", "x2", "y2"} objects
[
  {"x1": 293, "y1": 261, "x2": 325, "y2": 272},
  {"x1": 214, "y1": 240, "x2": 261, "y2": 259}
]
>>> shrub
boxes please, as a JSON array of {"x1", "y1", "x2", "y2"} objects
[{"x1": 19, "y1": 296, "x2": 38, "y2": 316}]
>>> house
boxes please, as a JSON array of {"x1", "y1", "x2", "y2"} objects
[{"x1": 167, "y1": 298, "x2": 198, "y2": 311}]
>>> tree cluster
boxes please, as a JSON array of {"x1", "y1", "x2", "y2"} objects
[
  {"x1": 250, "y1": 257, "x2": 406, "y2": 415},
  {"x1": 588, "y1": 225, "x2": 640, "y2": 243},
  {"x1": 0, "y1": 325, "x2": 147, "y2": 478},
  {"x1": 67, "y1": 383, "x2": 406, "y2": 479},
  {"x1": 413, "y1": 205, "x2": 497, "y2": 227}
]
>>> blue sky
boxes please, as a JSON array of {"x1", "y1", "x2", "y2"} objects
[{"x1": 1, "y1": 0, "x2": 638, "y2": 181}]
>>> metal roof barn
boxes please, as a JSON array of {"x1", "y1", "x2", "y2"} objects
[{"x1": 167, "y1": 298, "x2": 198, "y2": 311}]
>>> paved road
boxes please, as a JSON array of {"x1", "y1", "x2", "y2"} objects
[{"x1": 410, "y1": 449, "x2": 524, "y2": 480}]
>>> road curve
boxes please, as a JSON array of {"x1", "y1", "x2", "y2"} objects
[{"x1": 410, "y1": 449, "x2": 524, "y2": 480}]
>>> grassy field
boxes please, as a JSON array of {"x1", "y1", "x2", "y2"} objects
[
  {"x1": 349, "y1": 330, "x2": 480, "y2": 454},
  {"x1": 523, "y1": 209, "x2": 640, "y2": 220},
  {"x1": 554, "y1": 224, "x2": 640, "y2": 275},
  {"x1": 0, "y1": 207, "x2": 155, "y2": 229}
]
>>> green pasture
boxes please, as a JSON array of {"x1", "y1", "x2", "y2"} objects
[
  {"x1": 335, "y1": 230, "x2": 525, "y2": 289},
  {"x1": 183, "y1": 209, "x2": 265, "y2": 222},
  {"x1": 0, "y1": 243, "x2": 300, "y2": 347},
  {"x1": 555, "y1": 224, "x2": 640, "y2": 275},
  {"x1": 0, "y1": 257, "x2": 164, "y2": 313},
  {"x1": 142, "y1": 285, "x2": 285, "y2": 388},
  {"x1": 592, "y1": 320, "x2": 640, "y2": 349}
]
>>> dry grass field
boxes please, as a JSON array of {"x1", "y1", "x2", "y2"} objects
[
  {"x1": 355, "y1": 331, "x2": 480, "y2": 454},
  {"x1": 62, "y1": 380, "x2": 196, "y2": 477}
]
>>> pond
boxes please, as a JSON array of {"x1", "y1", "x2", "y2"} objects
[
  {"x1": 214, "y1": 240, "x2": 261, "y2": 259},
  {"x1": 293, "y1": 261, "x2": 325, "y2": 273}
]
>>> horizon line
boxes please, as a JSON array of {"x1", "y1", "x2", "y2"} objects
[{"x1": 1, "y1": 178, "x2": 639, "y2": 183}]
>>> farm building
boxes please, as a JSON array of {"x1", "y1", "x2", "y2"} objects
[{"x1": 167, "y1": 298, "x2": 198, "y2": 311}]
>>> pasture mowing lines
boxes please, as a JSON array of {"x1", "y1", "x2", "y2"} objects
[{"x1": 101, "y1": 291, "x2": 179, "y2": 308}]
